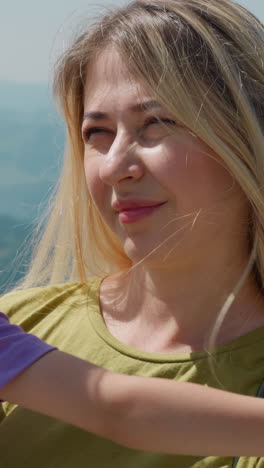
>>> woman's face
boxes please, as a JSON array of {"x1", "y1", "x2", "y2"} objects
[{"x1": 82, "y1": 49, "x2": 249, "y2": 266}]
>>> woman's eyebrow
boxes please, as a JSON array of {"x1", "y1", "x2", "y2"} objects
[{"x1": 82, "y1": 100, "x2": 162, "y2": 122}]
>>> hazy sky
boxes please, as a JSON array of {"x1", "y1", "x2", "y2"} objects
[{"x1": 1, "y1": 0, "x2": 264, "y2": 84}]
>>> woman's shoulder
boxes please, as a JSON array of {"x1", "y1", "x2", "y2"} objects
[{"x1": 0, "y1": 277, "x2": 102, "y2": 329}]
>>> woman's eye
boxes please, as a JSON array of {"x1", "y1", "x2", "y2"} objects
[
  {"x1": 82, "y1": 127, "x2": 115, "y2": 153},
  {"x1": 141, "y1": 117, "x2": 177, "y2": 141},
  {"x1": 82, "y1": 127, "x2": 108, "y2": 142},
  {"x1": 145, "y1": 117, "x2": 176, "y2": 127},
  {"x1": 82, "y1": 118, "x2": 178, "y2": 151}
]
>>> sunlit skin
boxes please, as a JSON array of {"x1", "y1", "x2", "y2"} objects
[{"x1": 82, "y1": 49, "x2": 264, "y2": 353}]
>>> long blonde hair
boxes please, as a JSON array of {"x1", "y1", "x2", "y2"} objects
[{"x1": 19, "y1": 0, "x2": 264, "y2": 289}]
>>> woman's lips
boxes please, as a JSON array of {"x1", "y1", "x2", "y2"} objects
[{"x1": 116, "y1": 202, "x2": 166, "y2": 224}]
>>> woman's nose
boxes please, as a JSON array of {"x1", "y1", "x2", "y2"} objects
[{"x1": 99, "y1": 133, "x2": 144, "y2": 185}]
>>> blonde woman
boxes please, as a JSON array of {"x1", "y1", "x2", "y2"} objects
[{"x1": 1, "y1": 0, "x2": 264, "y2": 466}]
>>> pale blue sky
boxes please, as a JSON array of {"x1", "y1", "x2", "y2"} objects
[{"x1": 1, "y1": 0, "x2": 264, "y2": 84}]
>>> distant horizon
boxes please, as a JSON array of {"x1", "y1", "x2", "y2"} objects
[{"x1": 0, "y1": 79, "x2": 48, "y2": 87}]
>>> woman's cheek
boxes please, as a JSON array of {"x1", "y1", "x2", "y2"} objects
[
  {"x1": 86, "y1": 177, "x2": 106, "y2": 210},
  {"x1": 148, "y1": 142, "x2": 191, "y2": 194},
  {"x1": 84, "y1": 159, "x2": 103, "y2": 205}
]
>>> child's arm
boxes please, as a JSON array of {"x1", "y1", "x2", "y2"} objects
[{"x1": 1, "y1": 347, "x2": 264, "y2": 457}]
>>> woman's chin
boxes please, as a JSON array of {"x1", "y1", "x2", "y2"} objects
[{"x1": 122, "y1": 237, "x2": 173, "y2": 268}]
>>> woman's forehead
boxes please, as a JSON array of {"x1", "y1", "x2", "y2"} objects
[
  {"x1": 85, "y1": 48, "x2": 130, "y2": 87},
  {"x1": 83, "y1": 48, "x2": 155, "y2": 110}
]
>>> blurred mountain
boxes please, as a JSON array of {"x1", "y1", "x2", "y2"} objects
[
  {"x1": 0, "y1": 80, "x2": 53, "y2": 113},
  {"x1": 0, "y1": 215, "x2": 32, "y2": 293},
  {"x1": 0, "y1": 80, "x2": 65, "y2": 291},
  {"x1": 0, "y1": 80, "x2": 65, "y2": 220}
]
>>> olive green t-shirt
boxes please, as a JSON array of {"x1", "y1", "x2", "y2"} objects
[{"x1": 0, "y1": 277, "x2": 264, "y2": 468}]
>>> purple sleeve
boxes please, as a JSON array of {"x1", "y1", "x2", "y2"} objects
[{"x1": 0, "y1": 312, "x2": 57, "y2": 392}]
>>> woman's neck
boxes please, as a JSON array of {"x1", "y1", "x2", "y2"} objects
[{"x1": 101, "y1": 250, "x2": 264, "y2": 353}]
